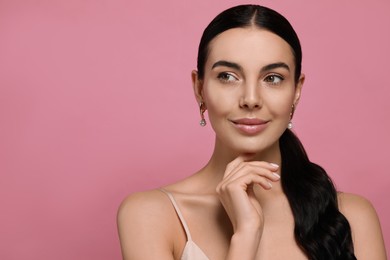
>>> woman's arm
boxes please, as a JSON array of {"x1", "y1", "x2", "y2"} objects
[
  {"x1": 117, "y1": 191, "x2": 176, "y2": 260},
  {"x1": 339, "y1": 193, "x2": 387, "y2": 260}
]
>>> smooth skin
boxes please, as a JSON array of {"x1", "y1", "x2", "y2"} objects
[{"x1": 117, "y1": 28, "x2": 387, "y2": 259}]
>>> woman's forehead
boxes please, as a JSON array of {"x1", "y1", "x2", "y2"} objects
[{"x1": 206, "y1": 28, "x2": 295, "y2": 69}]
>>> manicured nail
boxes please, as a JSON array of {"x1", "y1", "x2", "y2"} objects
[
  {"x1": 272, "y1": 172, "x2": 280, "y2": 179},
  {"x1": 268, "y1": 182, "x2": 273, "y2": 188},
  {"x1": 270, "y1": 163, "x2": 279, "y2": 168}
]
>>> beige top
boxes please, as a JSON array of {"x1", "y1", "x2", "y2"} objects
[{"x1": 160, "y1": 189, "x2": 210, "y2": 260}]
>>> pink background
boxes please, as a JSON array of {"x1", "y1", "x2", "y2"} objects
[{"x1": 0, "y1": 0, "x2": 389, "y2": 259}]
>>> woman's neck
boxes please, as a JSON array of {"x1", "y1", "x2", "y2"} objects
[{"x1": 198, "y1": 137, "x2": 283, "y2": 188}]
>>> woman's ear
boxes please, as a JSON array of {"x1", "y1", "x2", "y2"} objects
[
  {"x1": 294, "y1": 73, "x2": 305, "y2": 105},
  {"x1": 192, "y1": 70, "x2": 204, "y2": 105}
]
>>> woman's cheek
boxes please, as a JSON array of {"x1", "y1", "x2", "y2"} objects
[
  {"x1": 263, "y1": 90, "x2": 295, "y2": 117},
  {"x1": 204, "y1": 87, "x2": 235, "y2": 115}
]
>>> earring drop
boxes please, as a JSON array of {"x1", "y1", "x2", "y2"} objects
[
  {"x1": 199, "y1": 102, "x2": 206, "y2": 127},
  {"x1": 287, "y1": 121, "x2": 293, "y2": 129},
  {"x1": 200, "y1": 118, "x2": 206, "y2": 127}
]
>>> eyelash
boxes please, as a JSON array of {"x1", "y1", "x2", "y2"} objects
[
  {"x1": 216, "y1": 72, "x2": 284, "y2": 86},
  {"x1": 264, "y1": 74, "x2": 284, "y2": 85},
  {"x1": 217, "y1": 72, "x2": 238, "y2": 83}
]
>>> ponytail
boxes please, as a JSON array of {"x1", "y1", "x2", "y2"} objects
[{"x1": 280, "y1": 130, "x2": 356, "y2": 259}]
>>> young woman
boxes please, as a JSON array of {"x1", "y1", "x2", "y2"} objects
[{"x1": 117, "y1": 5, "x2": 386, "y2": 260}]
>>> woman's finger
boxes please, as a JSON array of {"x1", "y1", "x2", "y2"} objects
[
  {"x1": 224, "y1": 154, "x2": 254, "y2": 178},
  {"x1": 222, "y1": 163, "x2": 280, "y2": 185}
]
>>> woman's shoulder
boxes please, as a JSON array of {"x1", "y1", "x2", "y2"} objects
[
  {"x1": 117, "y1": 173, "x2": 209, "y2": 217},
  {"x1": 118, "y1": 177, "x2": 194, "y2": 212},
  {"x1": 117, "y1": 189, "x2": 185, "y2": 259},
  {"x1": 337, "y1": 192, "x2": 387, "y2": 259},
  {"x1": 117, "y1": 189, "x2": 174, "y2": 227},
  {"x1": 336, "y1": 192, "x2": 384, "y2": 227},
  {"x1": 119, "y1": 189, "x2": 166, "y2": 208},
  {"x1": 337, "y1": 192, "x2": 380, "y2": 228},
  {"x1": 337, "y1": 192, "x2": 375, "y2": 214}
]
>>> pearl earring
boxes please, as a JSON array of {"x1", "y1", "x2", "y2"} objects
[
  {"x1": 199, "y1": 102, "x2": 206, "y2": 127},
  {"x1": 288, "y1": 104, "x2": 295, "y2": 129}
]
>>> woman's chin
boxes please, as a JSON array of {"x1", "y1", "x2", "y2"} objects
[{"x1": 230, "y1": 141, "x2": 280, "y2": 158}]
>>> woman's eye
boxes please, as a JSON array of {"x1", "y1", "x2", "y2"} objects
[
  {"x1": 217, "y1": 72, "x2": 238, "y2": 83},
  {"x1": 264, "y1": 74, "x2": 284, "y2": 85}
]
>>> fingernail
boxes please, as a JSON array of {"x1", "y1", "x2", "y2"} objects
[
  {"x1": 270, "y1": 163, "x2": 279, "y2": 168},
  {"x1": 268, "y1": 182, "x2": 273, "y2": 188},
  {"x1": 272, "y1": 172, "x2": 280, "y2": 179}
]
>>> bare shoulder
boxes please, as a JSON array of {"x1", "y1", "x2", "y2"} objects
[
  {"x1": 337, "y1": 192, "x2": 387, "y2": 259},
  {"x1": 338, "y1": 192, "x2": 377, "y2": 218},
  {"x1": 118, "y1": 189, "x2": 171, "y2": 222},
  {"x1": 337, "y1": 193, "x2": 384, "y2": 231},
  {"x1": 117, "y1": 189, "x2": 180, "y2": 260}
]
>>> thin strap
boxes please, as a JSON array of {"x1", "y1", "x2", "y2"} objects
[{"x1": 159, "y1": 189, "x2": 192, "y2": 241}]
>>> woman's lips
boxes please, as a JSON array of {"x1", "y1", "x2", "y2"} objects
[{"x1": 230, "y1": 118, "x2": 269, "y2": 135}]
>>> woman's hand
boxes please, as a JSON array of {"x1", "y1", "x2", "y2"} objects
[
  {"x1": 217, "y1": 155, "x2": 280, "y2": 259},
  {"x1": 216, "y1": 154, "x2": 280, "y2": 236}
]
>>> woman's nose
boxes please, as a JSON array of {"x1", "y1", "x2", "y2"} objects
[{"x1": 239, "y1": 81, "x2": 262, "y2": 110}]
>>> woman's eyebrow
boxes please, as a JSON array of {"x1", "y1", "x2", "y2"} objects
[
  {"x1": 261, "y1": 62, "x2": 290, "y2": 72},
  {"x1": 212, "y1": 60, "x2": 290, "y2": 73},
  {"x1": 212, "y1": 60, "x2": 242, "y2": 71}
]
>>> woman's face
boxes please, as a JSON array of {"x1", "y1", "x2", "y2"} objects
[{"x1": 193, "y1": 27, "x2": 304, "y2": 155}]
